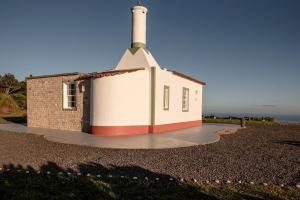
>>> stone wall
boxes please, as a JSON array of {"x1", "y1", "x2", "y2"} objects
[{"x1": 27, "y1": 74, "x2": 90, "y2": 132}]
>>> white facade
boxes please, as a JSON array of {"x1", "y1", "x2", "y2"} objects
[
  {"x1": 90, "y1": 68, "x2": 204, "y2": 133},
  {"x1": 155, "y1": 68, "x2": 203, "y2": 125},
  {"x1": 91, "y1": 69, "x2": 150, "y2": 127}
]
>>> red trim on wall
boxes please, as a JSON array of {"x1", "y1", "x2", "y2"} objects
[
  {"x1": 91, "y1": 125, "x2": 149, "y2": 136},
  {"x1": 151, "y1": 120, "x2": 202, "y2": 134},
  {"x1": 91, "y1": 120, "x2": 202, "y2": 136}
]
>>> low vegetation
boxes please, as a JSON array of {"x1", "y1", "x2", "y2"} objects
[
  {"x1": 203, "y1": 115, "x2": 278, "y2": 125},
  {"x1": 0, "y1": 117, "x2": 7, "y2": 124},
  {"x1": 0, "y1": 93, "x2": 23, "y2": 114},
  {"x1": 0, "y1": 172, "x2": 299, "y2": 200},
  {"x1": 0, "y1": 73, "x2": 26, "y2": 123}
]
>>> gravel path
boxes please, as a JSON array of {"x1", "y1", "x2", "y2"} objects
[{"x1": 0, "y1": 124, "x2": 299, "y2": 185}]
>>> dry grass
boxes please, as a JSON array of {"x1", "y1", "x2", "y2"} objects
[{"x1": 0, "y1": 93, "x2": 21, "y2": 114}]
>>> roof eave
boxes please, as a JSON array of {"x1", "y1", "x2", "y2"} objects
[
  {"x1": 26, "y1": 72, "x2": 82, "y2": 80},
  {"x1": 168, "y1": 70, "x2": 206, "y2": 85}
]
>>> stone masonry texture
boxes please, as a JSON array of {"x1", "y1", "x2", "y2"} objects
[{"x1": 27, "y1": 74, "x2": 90, "y2": 132}]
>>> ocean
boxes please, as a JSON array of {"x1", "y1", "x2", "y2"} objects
[{"x1": 204, "y1": 113, "x2": 300, "y2": 124}]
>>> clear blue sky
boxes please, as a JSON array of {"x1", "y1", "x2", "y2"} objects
[{"x1": 0, "y1": 0, "x2": 299, "y2": 115}]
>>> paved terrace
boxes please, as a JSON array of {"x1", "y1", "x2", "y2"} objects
[{"x1": 0, "y1": 123, "x2": 239, "y2": 149}]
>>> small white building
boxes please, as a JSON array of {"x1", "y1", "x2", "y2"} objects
[{"x1": 27, "y1": 1, "x2": 205, "y2": 136}]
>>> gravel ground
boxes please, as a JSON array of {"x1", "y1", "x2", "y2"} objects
[{"x1": 0, "y1": 124, "x2": 299, "y2": 185}]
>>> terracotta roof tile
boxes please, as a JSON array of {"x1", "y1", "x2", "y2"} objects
[
  {"x1": 26, "y1": 72, "x2": 81, "y2": 80},
  {"x1": 168, "y1": 70, "x2": 206, "y2": 85},
  {"x1": 76, "y1": 68, "x2": 145, "y2": 80}
]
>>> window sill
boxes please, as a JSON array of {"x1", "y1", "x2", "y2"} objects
[{"x1": 63, "y1": 108, "x2": 77, "y2": 111}]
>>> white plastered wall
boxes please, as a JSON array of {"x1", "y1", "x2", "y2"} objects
[
  {"x1": 154, "y1": 68, "x2": 203, "y2": 125},
  {"x1": 115, "y1": 48, "x2": 160, "y2": 70},
  {"x1": 91, "y1": 69, "x2": 150, "y2": 126}
]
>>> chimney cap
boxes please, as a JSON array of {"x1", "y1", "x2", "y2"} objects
[{"x1": 136, "y1": 0, "x2": 143, "y2": 6}]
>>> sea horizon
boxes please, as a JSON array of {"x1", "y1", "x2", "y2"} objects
[{"x1": 203, "y1": 113, "x2": 300, "y2": 123}]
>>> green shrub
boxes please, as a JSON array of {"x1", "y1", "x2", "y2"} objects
[{"x1": 12, "y1": 93, "x2": 26, "y2": 109}]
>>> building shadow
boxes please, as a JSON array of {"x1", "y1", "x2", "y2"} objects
[
  {"x1": 79, "y1": 79, "x2": 91, "y2": 133},
  {"x1": 0, "y1": 161, "x2": 287, "y2": 200},
  {"x1": 273, "y1": 140, "x2": 300, "y2": 147},
  {"x1": 0, "y1": 162, "x2": 217, "y2": 200},
  {"x1": 2, "y1": 115, "x2": 27, "y2": 124}
]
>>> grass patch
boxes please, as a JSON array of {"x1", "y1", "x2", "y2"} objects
[
  {"x1": 11, "y1": 93, "x2": 26, "y2": 110},
  {"x1": 0, "y1": 172, "x2": 299, "y2": 200},
  {"x1": 0, "y1": 93, "x2": 21, "y2": 114},
  {"x1": 0, "y1": 93, "x2": 26, "y2": 124}
]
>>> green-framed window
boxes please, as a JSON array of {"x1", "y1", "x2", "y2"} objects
[
  {"x1": 182, "y1": 87, "x2": 189, "y2": 112},
  {"x1": 163, "y1": 85, "x2": 170, "y2": 110}
]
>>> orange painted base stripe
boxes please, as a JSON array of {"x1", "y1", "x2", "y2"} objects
[
  {"x1": 91, "y1": 120, "x2": 202, "y2": 136},
  {"x1": 151, "y1": 120, "x2": 202, "y2": 134},
  {"x1": 91, "y1": 125, "x2": 149, "y2": 136}
]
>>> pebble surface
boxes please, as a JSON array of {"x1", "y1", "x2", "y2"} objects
[{"x1": 0, "y1": 124, "x2": 299, "y2": 185}]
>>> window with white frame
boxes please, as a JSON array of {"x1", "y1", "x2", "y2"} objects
[
  {"x1": 63, "y1": 82, "x2": 76, "y2": 109},
  {"x1": 163, "y1": 85, "x2": 170, "y2": 110},
  {"x1": 182, "y1": 87, "x2": 189, "y2": 112}
]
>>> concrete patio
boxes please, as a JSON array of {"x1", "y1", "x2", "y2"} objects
[{"x1": 0, "y1": 123, "x2": 239, "y2": 149}]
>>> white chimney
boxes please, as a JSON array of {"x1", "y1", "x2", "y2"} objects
[
  {"x1": 131, "y1": 1, "x2": 148, "y2": 49},
  {"x1": 115, "y1": 1, "x2": 161, "y2": 70}
]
